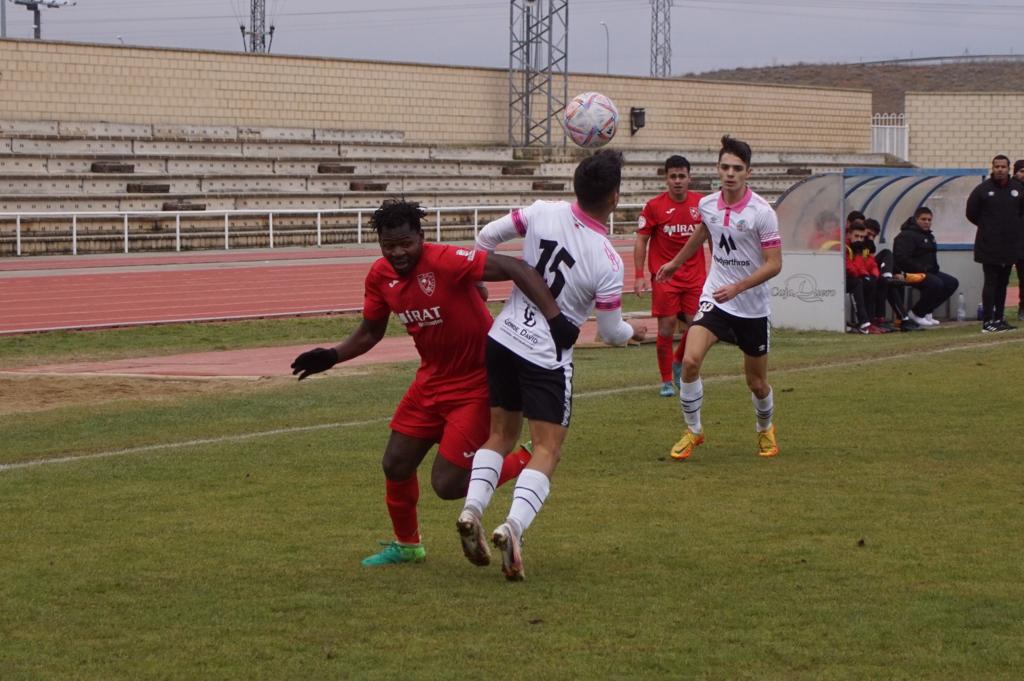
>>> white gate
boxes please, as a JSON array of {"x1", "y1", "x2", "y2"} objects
[{"x1": 872, "y1": 113, "x2": 909, "y2": 160}]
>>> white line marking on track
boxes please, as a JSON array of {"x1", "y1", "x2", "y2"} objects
[{"x1": 3, "y1": 335, "x2": 1021, "y2": 473}]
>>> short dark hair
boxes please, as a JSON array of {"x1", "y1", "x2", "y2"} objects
[
  {"x1": 914, "y1": 206, "x2": 933, "y2": 219},
  {"x1": 718, "y1": 135, "x2": 751, "y2": 167},
  {"x1": 573, "y1": 149, "x2": 623, "y2": 210},
  {"x1": 371, "y1": 199, "x2": 425, "y2": 234},
  {"x1": 993, "y1": 154, "x2": 1011, "y2": 165},
  {"x1": 864, "y1": 218, "x2": 881, "y2": 234},
  {"x1": 1014, "y1": 159, "x2": 1024, "y2": 174},
  {"x1": 846, "y1": 210, "x2": 866, "y2": 224},
  {"x1": 664, "y1": 155, "x2": 690, "y2": 172}
]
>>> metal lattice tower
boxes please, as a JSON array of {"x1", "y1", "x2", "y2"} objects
[
  {"x1": 241, "y1": 0, "x2": 274, "y2": 53},
  {"x1": 650, "y1": 0, "x2": 672, "y2": 78},
  {"x1": 508, "y1": 0, "x2": 569, "y2": 148}
]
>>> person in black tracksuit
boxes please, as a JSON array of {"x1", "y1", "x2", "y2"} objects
[
  {"x1": 965, "y1": 154, "x2": 1024, "y2": 332},
  {"x1": 893, "y1": 207, "x2": 959, "y2": 326}
]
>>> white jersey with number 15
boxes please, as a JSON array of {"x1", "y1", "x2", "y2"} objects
[{"x1": 476, "y1": 200, "x2": 625, "y2": 369}]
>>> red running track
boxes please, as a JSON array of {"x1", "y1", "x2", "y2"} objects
[{"x1": 0, "y1": 242, "x2": 639, "y2": 334}]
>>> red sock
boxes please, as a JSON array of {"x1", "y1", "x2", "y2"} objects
[
  {"x1": 385, "y1": 476, "x2": 420, "y2": 545},
  {"x1": 673, "y1": 328, "x2": 688, "y2": 364},
  {"x1": 498, "y1": 446, "x2": 532, "y2": 486},
  {"x1": 656, "y1": 334, "x2": 673, "y2": 381}
]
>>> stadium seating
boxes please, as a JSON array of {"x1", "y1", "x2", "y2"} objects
[{"x1": 0, "y1": 119, "x2": 901, "y2": 255}]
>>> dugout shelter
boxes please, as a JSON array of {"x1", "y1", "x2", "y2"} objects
[{"x1": 771, "y1": 168, "x2": 987, "y2": 331}]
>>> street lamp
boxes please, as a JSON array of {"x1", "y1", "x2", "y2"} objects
[{"x1": 599, "y1": 21, "x2": 610, "y2": 74}]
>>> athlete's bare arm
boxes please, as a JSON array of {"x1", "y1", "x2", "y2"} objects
[
  {"x1": 655, "y1": 223, "x2": 708, "y2": 282},
  {"x1": 711, "y1": 246, "x2": 782, "y2": 303},
  {"x1": 291, "y1": 316, "x2": 388, "y2": 380},
  {"x1": 633, "y1": 232, "x2": 651, "y2": 296}
]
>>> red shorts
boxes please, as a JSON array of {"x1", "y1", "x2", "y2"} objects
[
  {"x1": 651, "y1": 280, "x2": 701, "y2": 319},
  {"x1": 390, "y1": 383, "x2": 490, "y2": 470}
]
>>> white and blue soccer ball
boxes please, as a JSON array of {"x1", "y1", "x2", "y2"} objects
[{"x1": 562, "y1": 91, "x2": 619, "y2": 148}]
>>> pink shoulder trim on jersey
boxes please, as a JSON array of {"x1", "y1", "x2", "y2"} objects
[
  {"x1": 510, "y1": 208, "x2": 527, "y2": 236},
  {"x1": 571, "y1": 202, "x2": 609, "y2": 235},
  {"x1": 761, "y1": 237, "x2": 782, "y2": 249},
  {"x1": 716, "y1": 187, "x2": 752, "y2": 212},
  {"x1": 595, "y1": 296, "x2": 621, "y2": 311}
]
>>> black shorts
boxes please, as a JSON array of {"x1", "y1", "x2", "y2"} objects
[
  {"x1": 692, "y1": 301, "x2": 771, "y2": 357},
  {"x1": 486, "y1": 338, "x2": 574, "y2": 427}
]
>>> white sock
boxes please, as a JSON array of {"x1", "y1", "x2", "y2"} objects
[
  {"x1": 679, "y1": 378, "x2": 703, "y2": 434},
  {"x1": 753, "y1": 388, "x2": 774, "y2": 432},
  {"x1": 506, "y1": 468, "x2": 550, "y2": 539},
  {"x1": 463, "y1": 449, "x2": 503, "y2": 518}
]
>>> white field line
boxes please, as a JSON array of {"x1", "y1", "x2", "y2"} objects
[{"x1": 3, "y1": 335, "x2": 1022, "y2": 473}]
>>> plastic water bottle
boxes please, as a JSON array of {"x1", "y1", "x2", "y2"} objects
[
  {"x1": 956, "y1": 293, "x2": 966, "y2": 321},
  {"x1": 977, "y1": 303, "x2": 984, "y2": 321}
]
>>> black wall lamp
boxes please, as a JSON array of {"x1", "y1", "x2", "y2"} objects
[{"x1": 630, "y1": 107, "x2": 646, "y2": 136}]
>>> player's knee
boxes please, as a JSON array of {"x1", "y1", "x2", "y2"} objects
[
  {"x1": 681, "y1": 355, "x2": 702, "y2": 380},
  {"x1": 746, "y1": 375, "x2": 769, "y2": 396},
  {"x1": 381, "y1": 455, "x2": 416, "y2": 481},
  {"x1": 431, "y1": 475, "x2": 467, "y2": 500}
]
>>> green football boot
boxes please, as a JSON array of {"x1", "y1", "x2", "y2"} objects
[{"x1": 361, "y1": 540, "x2": 426, "y2": 567}]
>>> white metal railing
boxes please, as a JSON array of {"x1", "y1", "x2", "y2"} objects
[
  {"x1": 871, "y1": 113, "x2": 909, "y2": 160},
  {"x1": 0, "y1": 203, "x2": 645, "y2": 256}
]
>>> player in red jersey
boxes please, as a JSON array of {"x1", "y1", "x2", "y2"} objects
[
  {"x1": 634, "y1": 155, "x2": 707, "y2": 397},
  {"x1": 290, "y1": 200, "x2": 577, "y2": 567}
]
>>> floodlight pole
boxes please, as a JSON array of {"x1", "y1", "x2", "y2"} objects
[
  {"x1": 31, "y1": 3, "x2": 40, "y2": 39},
  {"x1": 2, "y1": 0, "x2": 7, "y2": 39}
]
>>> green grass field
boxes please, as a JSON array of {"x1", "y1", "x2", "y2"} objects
[{"x1": 1, "y1": 315, "x2": 1023, "y2": 680}]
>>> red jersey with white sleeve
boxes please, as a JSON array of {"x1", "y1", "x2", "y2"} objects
[
  {"x1": 363, "y1": 242, "x2": 491, "y2": 401},
  {"x1": 477, "y1": 200, "x2": 627, "y2": 370},
  {"x1": 638, "y1": 191, "x2": 706, "y2": 289}
]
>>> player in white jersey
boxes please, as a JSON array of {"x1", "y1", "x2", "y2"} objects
[
  {"x1": 456, "y1": 149, "x2": 646, "y2": 581},
  {"x1": 656, "y1": 135, "x2": 783, "y2": 460}
]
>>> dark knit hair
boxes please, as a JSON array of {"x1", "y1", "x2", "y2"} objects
[
  {"x1": 573, "y1": 149, "x2": 624, "y2": 211},
  {"x1": 864, "y1": 218, "x2": 881, "y2": 235},
  {"x1": 992, "y1": 154, "x2": 1010, "y2": 165},
  {"x1": 370, "y1": 199, "x2": 426, "y2": 234},
  {"x1": 846, "y1": 210, "x2": 866, "y2": 224},
  {"x1": 718, "y1": 135, "x2": 752, "y2": 167},
  {"x1": 914, "y1": 206, "x2": 933, "y2": 219},
  {"x1": 664, "y1": 154, "x2": 691, "y2": 172}
]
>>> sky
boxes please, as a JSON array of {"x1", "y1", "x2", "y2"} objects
[{"x1": 3, "y1": 0, "x2": 1024, "y2": 76}]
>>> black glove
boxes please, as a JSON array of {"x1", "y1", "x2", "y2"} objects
[
  {"x1": 547, "y1": 312, "x2": 580, "y2": 350},
  {"x1": 291, "y1": 347, "x2": 339, "y2": 380}
]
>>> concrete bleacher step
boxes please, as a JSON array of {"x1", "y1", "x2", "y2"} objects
[
  {"x1": 349, "y1": 181, "x2": 388, "y2": 191},
  {"x1": 502, "y1": 166, "x2": 536, "y2": 176},
  {"x1": 532, "y1": 180, "x2": 565, "y2": 191},
  {"x1": 162, "y1": 201, "x2": 206, "y2": 211}
]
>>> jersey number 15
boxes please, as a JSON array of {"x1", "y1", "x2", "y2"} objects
[{"x1": 535, "y1": 239, "x2": 576, "y2": 298}]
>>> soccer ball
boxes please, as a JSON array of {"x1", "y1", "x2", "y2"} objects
[{"x1": 562, "y1": 92, "x2": 619, "y2": 148}]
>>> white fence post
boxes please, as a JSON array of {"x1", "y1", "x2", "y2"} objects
[
  {"x1": 316, "y1": 212, "x2": 322, "y2": 247},
  {"x1": 435, "y1": 208, "x2": 441, "y2": 242},
  {"x1": 123, "y1": 213, "x2": 129, "y2": 254},
  {"x1": 175, "y1": 214, "x2": 181, "y2": 252},
  {"x1": 15, "y1": 215, "x2": 21, "y2": 256},
  {"x1": 72, "y1": 214, "x2": 77, "y2": 255},
  {"x1": 357, "y1": 211, "x2": 362, "y2": 244},
  {"x1": 224, "y1": 213, "x2": 230, "y2": 250},
  {"x1": 473, "y1": 208, "x2": 479, "y2": 238},
  {"x1": 269, "y1": 212, "x2": 274, "y2": 248}
]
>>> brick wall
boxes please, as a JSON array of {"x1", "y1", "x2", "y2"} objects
[
  {"x1": 907, "y1": 92, "x2": 1024, "y2": 168},
  {"x1": 0, "y1": 38, "x2": 870, "y2": 152}
]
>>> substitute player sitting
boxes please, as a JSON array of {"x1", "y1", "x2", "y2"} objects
[
  {"x1": 634, "y1": 155, "x2": 707, "y2": 397},
  {"x1": 456, "y1": 149, "x2": 646, "y2": 581},
  {"x1": 290, "y1": 200, "x2": 577, "y2": 567},
  {"x1": 656, "y1": 135, "x2": 783, "y2": 460}
]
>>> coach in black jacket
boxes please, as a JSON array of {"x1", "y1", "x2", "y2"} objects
[
  {"x1": 965, "y1": 154, "x2": 1024, "y2": 331},
  {"x1": 893, "y1": 207, "x2": 958, "y2": 326}
]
